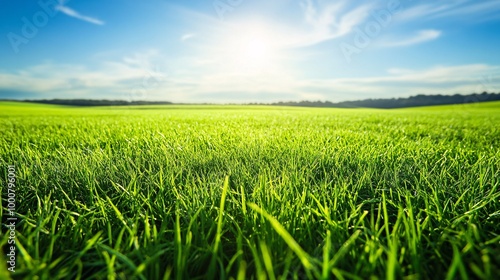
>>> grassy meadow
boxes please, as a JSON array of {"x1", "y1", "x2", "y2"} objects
[{"x1": 1, "y1": 101, "x2": 499, "y2": 279}]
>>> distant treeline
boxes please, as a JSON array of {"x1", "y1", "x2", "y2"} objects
[
  {"x1": 21, "y1": 99, "x2": 173, "y2": 106},
  {"x1": 261, "y1": 92, "x2": 500, "y2": 108},
  {"x1": 4, "y1": 92, "x2": 500, "y2": 108}
]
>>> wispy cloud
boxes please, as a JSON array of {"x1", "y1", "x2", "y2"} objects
[
  {"x1": 299, "y1": 0, "x2": 373, "y2": 46},
  {"x1": 298, "y1": 0, "x2": 500, "y2": 47},
  {"x1": 380, "y1": 29, "x2": 441, "y2": 47},
  {"x1": 56, "y1": 1, "x2": 104, "y2": 25},
  {"x1": 396, "y1": 0, "x2": 500, "y2": 22},
  {"x1": 296, "y1": 64, "x2": 500, "y2": 101},
  {"x1": 432, "y1": 1, "x2": 500, "y2": 20},
  {"x1": 181, "y1": 33, "x2": 195, "y2": 42},
  {"x1": 1, "y1": 59, "x2": 499, "y2": 103}
]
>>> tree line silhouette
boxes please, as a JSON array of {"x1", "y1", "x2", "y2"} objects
[
  {"x1": 20, "y1": 99, "x2": 173, "y2": 106},
  {"x1": 263, "y1": 92, "x2": 500, "y2": 108},
  {"x1": 5, "y1": 92, "x2": 500, "y2": 108}
]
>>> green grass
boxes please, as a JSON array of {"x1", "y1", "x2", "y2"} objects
[{"x1": 1, "y1": 101, "x2": 499, "y2": 279}]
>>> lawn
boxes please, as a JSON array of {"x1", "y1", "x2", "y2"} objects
[{"x1": 1, "y1": 101, "x2": 499, "y2": 279}]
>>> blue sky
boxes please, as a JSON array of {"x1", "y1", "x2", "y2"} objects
[{"x1": 1, "y1": 0, "x2": 500, "y2": 102}]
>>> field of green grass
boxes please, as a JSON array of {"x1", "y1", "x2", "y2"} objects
[{"x1": 1, "y1": 101, "x2": 499, "y2": 279}]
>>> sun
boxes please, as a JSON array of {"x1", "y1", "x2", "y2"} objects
[
  {"x1": 218, "y1": 22, "x2": 279, "y2": 73},
  {"x1": 230, "y1": 32, "x2": 275, "y2": 72},
  {"x1": 244, "y1": 38, "x2": 269, "y2": 60},
  {"x1": 203, "y1": 20, "x2": 290, "y2": 76}
]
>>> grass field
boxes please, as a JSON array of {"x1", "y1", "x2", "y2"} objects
[{"x1": 1, "y1": 101, "x2": 499, "y2": 279}]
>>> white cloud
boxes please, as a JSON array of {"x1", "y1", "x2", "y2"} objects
[
  {"x1": 395, "y1": 0, "x2": 500, "y2": 22},
  {"x1": 0, "y1": 51, "x2": 168, "y2": 100},
  {"x1": 296, "y1": 64, "x2": 500, "y2": 101},
  {"x1": 380, "y1": 29, "x2": 441, "y2": 47},
  {"x1": 433, "y1": 1, "x2": 500, "y2": 20},
  {"x1": 292, "y1": 0, "x2": 500, "y2": 48},
  {"x1": 56, "y1": 1, "x2": 104, "y2": 25},
  {"x1": 2, "y1": 60, "x2": 499, "y2": 103},
  {"x1": 298, "y1": 0, "x2": 373, "y2": 46},
  {"x1": 181, "y1": 33, "x2": 196, "y2": 42}
]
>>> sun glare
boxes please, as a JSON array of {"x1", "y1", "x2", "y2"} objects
[
  {"x1": 244, "y1": 38, "x2": 268, "y2": 60},
  {"x1": 235, "y1": 36, "x2": 274, "y2": 71},
  {"x1": 218, "y1": 22, "x2": 280, "y2": 73}
]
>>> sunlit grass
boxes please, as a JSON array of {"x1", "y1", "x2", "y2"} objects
[{"x1": 1, "y1": 101, "x2": 499, "y2": 279}]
